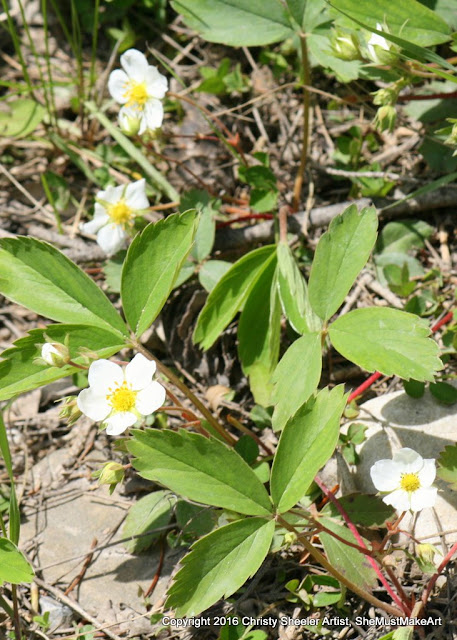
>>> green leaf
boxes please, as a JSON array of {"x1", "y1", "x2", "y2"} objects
[
  {"x1": 277, "y1": 243, "x2": 321, "y2": 334},
  {"x1": 175, "y1": 501, "x2": 216, "y2": 540},
  {"x1": 271, "y1": 332, "x2": 322, "y2": 430},
  {"x1": 194, "y1": 245, "x2": 277, "y2": 350},
  {"x1": 329, "y1": 307, "x2": 442, "y2": 381},
  {"x1": 0, "y1": 325, "x2": 125, "y2": 401},
  {"x1": 0, "y1": 539, "x2": 34, "y2": 586},
  {"x1": 179, "y1": 190, "x2": 217, "y2": 263},
  {"x1": 0, "y1": 99, "x2": 45, "y2": 138},
  {"x1": 171, "y1": 0, "x2": 293, "y2": 46},
  {"x1": 121, "y1": 211, "x2": 198, "y2": 337},
  {"x1": 166, "y1": 517, "x2": 275, "y2": 616},
  {"x1": 128, "y1": 429, "x2": 273, "y2": 516},
  {"x1": 319, "y1": 517, "x2": 378, "y2": 592},
  {"x1": 437, "y1": 444, "x2": 457, "y2": 489},
  {"x1": 198, "y1": 260, "x2": 232, "y2": 292},
  {"x1": 308, "y1": 205, "x2": 378, "y2": 321},
  {"x1": 430, "y1": 381, "x2": 457, "y2": 405},
  {"x1": 238, "y1": 257, "x2": 280, "y2": 406},
  {"x1": 0, "y1": 237, "x2": 127, "y2": 336},
  {"x1": 403, "y1": 379, "x2": 426, "y2": 398},
  {"x1": 123, "y1": 490, "x2": 176, "y2": 553},
  {"x1": 331, "y1": 0, "x2": 450, "y2": 46},
  {"x1": 271, "y1": 386, "x2": 347, "y2": 513},
  {"x1": 376, "y1": 219, "x2": 434, "y2": 254},
  {"x1": 322, "y1": 494, "x2": 395, "y2": 527}
]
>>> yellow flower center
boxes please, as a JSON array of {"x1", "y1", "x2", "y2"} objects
[
  {"x1": 107, "y1": 382, "x2": 137, "y2": 413},
  {"x1": 107, "y1": 200, "x2": 133, "y2": 224},
  {"x1": 400, "y1": 472, "x2": 421, "y2": 493},
  {"x1": 124, "y1": 81, "x2": 148, "y2": 109}
]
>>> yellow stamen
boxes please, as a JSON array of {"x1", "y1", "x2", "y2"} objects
[
  {"x1": 400, "y1": 472, "x2": 420, "y2": 493},
  {"x1": 107, "y1": 382, "x2": 137, "y2": 413},
  {"x1": 123, "y1": 81, "x2": 148, "y2": 109},
  {"x1": 107, "y1": 200, "x2": 133, "y2": 224}
]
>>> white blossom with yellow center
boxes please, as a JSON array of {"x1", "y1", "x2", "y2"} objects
[
  {"x1": 108, "y1": 49, "x2": 168, "y2": 135},
  {"x1": 81, "y1": 179, "x2": 149, "y2": 256},
  {"x1": 77, "y1": 354, "x2": 166, "y2": 435},
  {"x1": 370, "y1": 448, "x2": 437, "y2": 513}
]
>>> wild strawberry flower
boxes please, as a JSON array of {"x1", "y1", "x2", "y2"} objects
[
  {"x1": 81, "y1": 179, "x2": 149, "y2": 256},
  {"x1": 108, "y1": 48, "x2": 168, "y2": 135},
  {"x1": 77, "y1": 354, "x2": 166, "y2": 436},
  {"x1": 370, "y1": 448, "x2": 437, "y2": 513}
]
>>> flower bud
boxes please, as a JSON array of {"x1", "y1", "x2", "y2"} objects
[
  {"x1": 59, "y1": 396, "x2": 82, "y2": 426},
  {"x1": 330, "y1": 30, "x2": 360, "y2": 61},
  {"x1": 372, "y1": 87, "x2": 398, "y2": 107},
  {"x1": 366, "y1": 24, "x2": 399, "y2": 65},
  {"x1": 415, "y1": 543, "x2": 440, "y2": 572},
  {"x1": 445, "y1": 121, "x2": 457, "y2": 147},
  {"x1": 373, "y1": 105, "x2": 397, "y2": 132},
  {"x1": 119, "y1": 112, "x2": 141, "y2": 137},
  {"x1": 93, "y1": 462, "x2": 125, "y2": 494},
  {"x1": 40, "y1": 342, "x2": 70, "y2": 367}
]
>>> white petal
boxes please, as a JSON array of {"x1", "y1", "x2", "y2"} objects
[
  {"x1": 125, "y1": 179, "x2": 149, "y2": 211},
  {"x1": 120, "y1": 49, "x2": 149, "y2": 82},
  {"x1": 125, "y1": 353, "x2": 156, "y2": 390},
  {"x1": 136, "y1": 381, "x2": 166, "y2": 415},
  {"x1": 97, "y1": 223, "x2": 127, "y2": 256},
  {"x1": 382, "y1": 488, "x2": 411, "y2": 512},
  {"x1": 105, "y1": 411, "x2": 137, "y2": 435},
  {"x1": 77, "y1": 388, "x2": 111, "y2": 421},
  {"x1": 138, "y1": 112, "x2": 148, "y2": 135},
  {"x1": 143, "y1": 99, "x2": 164, "y2": 131},
  {"x1": 145, "y1": 67, "x2": 168, "y2": 99},
  {"x1": 370, "y1": 459, "x2": 403, "y2": 491},
  {"x1": 81, "y1": 210, "x2": 109, "y2": 235},
  {"x1": 410, "y1": 487, "x2": 437, "y2": 512},
  {"x1": 88, "y1": 359, "x2": 123, "y2": 393},
  {"x1": 418, "y1": 459, "x2": 436, "y2": 488},
  {"x1": 41, "y1": 343, "x2": 60, "y2": 364},
  {"x1": 393, "y1": 448, "x2": 423, "y2": 473},
  {"x1": 108, "y1": 69, "x2": 129, "y2": 103},
  {"x1": 368, "y1": 32, "x2": 389, "y2": 50},
  {"x1": 97, "y1": 184, "x2": 124, "y2": 205}
]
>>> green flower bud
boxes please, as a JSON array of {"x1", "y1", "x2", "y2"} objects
[
  {"x1": 119, "y1": 113, "x2": 141, "y2": 137},
  {"x1": 372, "y1": 87, "x2": 398, "y2": 107},
  {"x1": 366, "y1": 23, "x2": 399, "y2": 65},
  {"x1": 59, "y1": 395, "x2": 82, "y2": 426},
  {"x1": 330, "y1": 30, "x2": 360, "y2": 61},
  {"x1": 39, "y1": 341, "x2": 70, "y2": 367},
  {"x1": 445, "y1": 122, "x2": 457, "y2": 147},
  {"x1": 92, "y1": 462, "x2": 125, "y2": 494},
  {"x1": 373, "y1": 105, "x2": 397, "y2": 132}
]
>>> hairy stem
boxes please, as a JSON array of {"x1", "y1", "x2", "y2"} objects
[
  {"x1": 292, "y1": 33, "x2": 311, "y2": 212},
  {"x1": 277, "y1": 515, "x2": 403, "y2": 617},
  {"x1": 133, "y1": 341, "x2": 236, "y2": 445}
]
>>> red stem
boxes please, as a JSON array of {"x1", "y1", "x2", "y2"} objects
[{"x1": 314, "y1": 476, "x2": 410, "y2": 614}]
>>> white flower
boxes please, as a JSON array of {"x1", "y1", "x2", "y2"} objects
[
  {"x1": 81, "y1": 179, "x2": 149, "y2": 255},
  {"x1": 108, "y1": 49, "x2": 168, "y2": 135},
  {"x1": 77, "y1": 353, "x2": 166, "y2": 435},
  {"x1": 370, "y1": 448, "x2": 437, "y2": 513},
  {"x1": 366, "y1": 23, "x2": 395, "y2": 64}
]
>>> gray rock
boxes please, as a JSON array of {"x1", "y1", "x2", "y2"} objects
[
  {"x1": 21, "y1": 449, "x2": 180, "y2": 624},
  {"x1": 348, "y1": 387, "x2": 457, "y2": 547}
]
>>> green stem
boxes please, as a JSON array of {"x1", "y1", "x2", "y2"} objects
[
  {"x1": 11, "y1": 585, "x2": 22, "y2": 640},
  {"x1": 292, "y1": 33, "x2": 311, "y2": 212},
  {"x1": 133, "y1": 342, "x2": 236, "y2": 445},
  {"x1": 277, "y1": 515, "x2": 403, "y2": 617}
]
